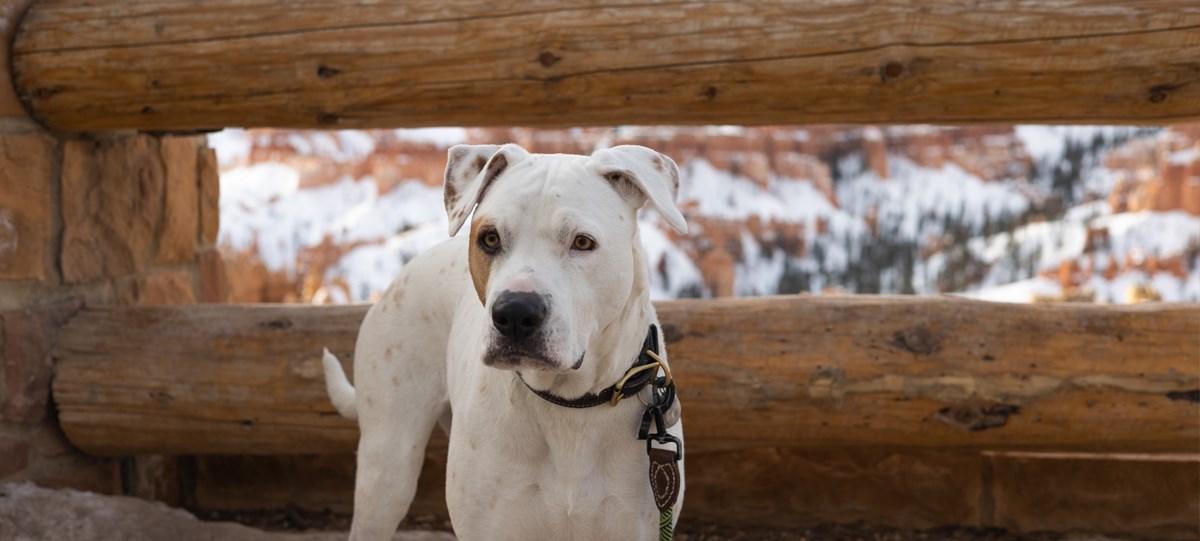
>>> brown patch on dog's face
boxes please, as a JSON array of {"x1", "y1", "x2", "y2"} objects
[{"x1": 468, "y1": 217, "x2": 494, "y2": 305}]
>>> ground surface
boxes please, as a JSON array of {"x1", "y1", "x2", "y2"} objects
[
  {"x1": 0, "y1": 483, "x2": 452, "y2": 541},
  {"x1": 3, "y1": 482, "x2": 1128, "y2": 541},
  {"x1": 199, "y1": 503, "x2": 1124, "y2": 541}
]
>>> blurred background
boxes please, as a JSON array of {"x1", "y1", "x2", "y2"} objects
[{"x1": 208, "y1": 124, "x2": 1200, "y2": 305}]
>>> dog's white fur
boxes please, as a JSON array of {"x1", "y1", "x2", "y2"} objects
[{"x1": 323, "y1": 144, "x2": 686, "y2": 540}]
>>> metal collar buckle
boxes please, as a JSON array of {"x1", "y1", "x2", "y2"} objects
[{"x1": 610, "y1": 349, "x2": 673, "y2": 407}]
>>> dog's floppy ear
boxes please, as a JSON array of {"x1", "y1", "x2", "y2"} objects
[
  {"x1": 587, "y1": 145, "x2": 688, "y2": 234},
  {"x1": 443, "y1": 144, "x2": 528, "y2": 236}
]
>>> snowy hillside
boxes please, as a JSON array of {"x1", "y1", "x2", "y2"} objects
[{"x1": 208, "y1": 125, "x2": 1200, "y2": 304}]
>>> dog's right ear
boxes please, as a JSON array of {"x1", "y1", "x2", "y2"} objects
[{"x1": 443, "y1": 144, "x2": 527, "y2": 236}]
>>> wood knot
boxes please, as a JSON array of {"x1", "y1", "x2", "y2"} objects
[
  {"x1": 879, "y1": 61, "x2": 904, "y2": 82},
  {"x1": 258, "y1": 318, "x2": 293, "y2": 330},
  {"x1": 892, "y1": 323, "x2": 941, "y2": 355},
  {"x1": 140, "y1": 105, "x2": 155, "y2": 115},
  {"x1": 538, "y1": 51, "x2": 562, "y2": 68},
  {"x1": 317, "y1": 112, "x2": 339, "y2": 125},
  {"x1": 1166, "y1": 389, "x2": 1200, "y2": 403},
  {"x1": 316, "y1": 65, "x2": 341, "y2": 79},
  {"x1": 702, "y1": 86, "x2": 718, "y2": 101},
  {"x1": 31, "y1": 87, "x2": 60, "y2": 100},
  {"x1": 147, "y1": 390, "x2": 173, "y2": 405},
  {"x1": 936, "y1": 400, "x2": 1019, "y2": 431},
  {"x1": 1148, "y1": 83, "x2": 1183, "y2": 104}
]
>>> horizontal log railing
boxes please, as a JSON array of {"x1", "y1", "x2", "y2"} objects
[
  {"x1": 12, "y1": 1, "x2": 1200, "y2": 132},
  {"x1": 51, "y1": 297, "x2": 1199, "y2": 456}
]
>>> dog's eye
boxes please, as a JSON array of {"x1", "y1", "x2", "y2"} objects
[
  {"x1": 571, "y1": 235, "x2": 596, "y2": 251},
  {"x1": 480, "y1": 231, "x2": 502, "y2": 253}
]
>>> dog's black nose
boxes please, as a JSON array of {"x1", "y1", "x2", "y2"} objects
[{"x1": 491, "y1": 292, "x2": 548, "y2": 340}]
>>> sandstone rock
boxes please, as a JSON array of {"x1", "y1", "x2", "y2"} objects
[
  {"x1": 0, "y1": 482, "x2": 456, "y2": 541},
  {"x1": 1, "y1": 298, "x2": 82, "y2": 423},
  {"x1": 157, "y1": 137, "x2": 199, "y2": 263},
  {"x1": 863, "y1": 127, "x2": 888, "y2": 178},
  {"x1": 199, "y1": 249, "x2": 231, "y2": 303},
  {"x1": 198, "y1": 147, "x2": 220, "y2": 247},
  {"x1": 61, "y1": 137, "x2": 165, "y2": 284},
  {"x1": 1103, "y1": 125, "x2": 1200, "y2": 216},
  {"x1": 221, "y1": 247, "x2": 297, "y2": 303},
  {"x1": 113, "y1": 271, "x2": 197, "y2": 306},
  {"x1": 0, "y1": 133, "x2": 53, "y2": 280}
]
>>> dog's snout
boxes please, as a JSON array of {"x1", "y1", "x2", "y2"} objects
[{"x1": 491, "y1": 292, "x2": 548, "y2": 340}]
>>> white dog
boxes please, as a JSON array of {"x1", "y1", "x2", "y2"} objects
[{"x1": 323, "y1": 143, "x2": 687, "y2": 540}]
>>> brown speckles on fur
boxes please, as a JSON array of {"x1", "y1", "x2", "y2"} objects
[
  {"x1": 652, "y1": 152, "x2": 680, "y2": 192},
  {"x1": 468, "y1": 218, "x2": 494, "y2": 305}
]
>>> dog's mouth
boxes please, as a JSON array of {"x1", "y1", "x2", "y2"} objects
[{"x1": 483, "y1": 341, "x2": 584, "y2": 371}]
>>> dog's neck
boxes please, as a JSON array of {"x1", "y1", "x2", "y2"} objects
[{"x1": 515, "y1": 238, "x2": 654, "y2": 400}]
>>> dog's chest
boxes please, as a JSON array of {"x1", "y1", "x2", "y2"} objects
[{"x1": 446, "y1": 399, "x2": 657, "y2": 540}]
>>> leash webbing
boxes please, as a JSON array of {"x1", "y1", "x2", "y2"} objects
[{"x1": 659, "y1": 508, "x2": 674, "y2": 541}]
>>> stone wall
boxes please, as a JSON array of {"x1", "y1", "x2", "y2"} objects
[
  {"x1": 0, "y1": 0, "x2": 224, "y2": 502},
  {"x1": 0, "y1": 129, "x2": 222, "y2": 497}
]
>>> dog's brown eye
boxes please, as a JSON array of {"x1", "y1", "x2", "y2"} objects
[
  {"x1": 572, "y1": 235, "x2": 596, "y2": 251},
  {"x1": 480, "y1": 231, "x2": 501, "y2": 252}
]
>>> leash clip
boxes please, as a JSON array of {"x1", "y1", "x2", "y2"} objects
[{"x1": 647, "y1": 432, "x2": 683, "y2": 462}]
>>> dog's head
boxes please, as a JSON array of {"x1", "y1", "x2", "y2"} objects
[{"x1": 443, "y1": 143, "x2": 686, "y2": 372}]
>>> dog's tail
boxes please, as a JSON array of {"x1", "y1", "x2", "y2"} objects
[{"x1": 322, "y1": 348, "x2": 358, "y2": 420}]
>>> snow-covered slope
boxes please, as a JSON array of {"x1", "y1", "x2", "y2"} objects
[{"x1": 210, "y1": 125, "x2": 1200, "y2": 304}]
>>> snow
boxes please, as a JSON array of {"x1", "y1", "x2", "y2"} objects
[
  {"x1": 207, "y1": 128, "x2": 253, "y2": 167},
  {"x1": 1169, "y1": 147, "x2": 1199, "y2": 165},
  {"x1": 218, "y1": 161, "x2": 444, "y2": 275},
  {"x1": 837, "y1": 156, "x2": 1030, "y2": 241},
  {"x1": 215, "y1": 125, "x2": 1199, "y2": 304},
  {"x1": 393, "y1": 128, "x2": 468, "y2": 147},
  {"x1": 1015, "y1": 126, "x2": 1124, "y2": 164},
  {"x1": 332, "y1": 222, "x2": 451, "y2": 303},
  {"x1": 638, "y1": 222, "x2": 706, "y2": 299},
  {"x1": 680, "y1": 159, "x2": 838, "y2": 224}
]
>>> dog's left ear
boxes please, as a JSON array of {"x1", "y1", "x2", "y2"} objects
[
  {"x1": 587, "y1": 145, "x2": 688, "y2": 234},
  {"x1": 443, "y1": 144, "x2": 529, "y2": 236}
]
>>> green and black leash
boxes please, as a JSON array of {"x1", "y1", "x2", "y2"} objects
[{"x1": 637, "y1": 325, "x2": 682, "y2": 541}]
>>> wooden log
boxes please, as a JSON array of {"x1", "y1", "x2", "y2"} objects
[
  {"x1": 52, "y1": 297, "x2": 1199, "y2": 456},
  {"x1": 12, "y1": 1, "x2": 1200, "y2": 132}
]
